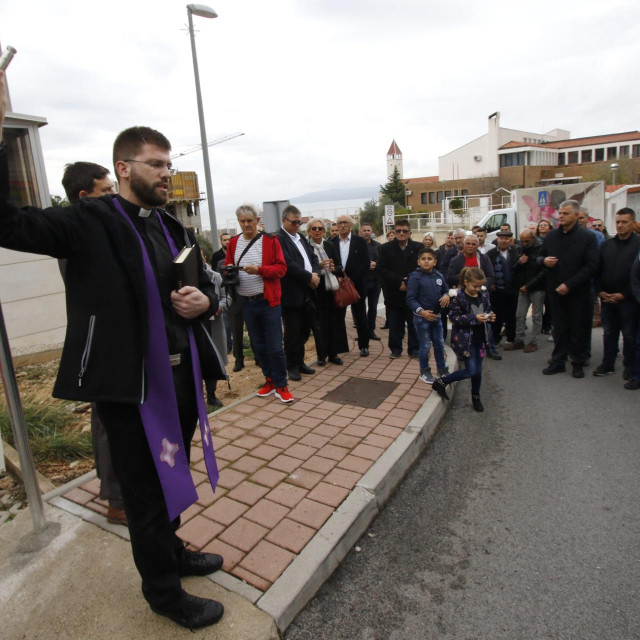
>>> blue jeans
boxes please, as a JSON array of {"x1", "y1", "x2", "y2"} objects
[
  {"x1": 601, "y1": 299, "x2": 638, "y2": 369},
  {"x1": 413, "y1": 315, "x2": 446, "y2": 372},
  {"x1": 241, "y1": 298, "x2": 288, "y2": 387},
  {"x1": 442, "y1": 343, "x2": 483, "y2": 395}
]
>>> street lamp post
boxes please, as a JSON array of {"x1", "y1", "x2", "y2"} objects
[
  {"x1": 186, "y1": 4, "x2": 220, "y2": 251},
  {"x1": 610, "y1": 162, "x2": 619, "y2": 186}
]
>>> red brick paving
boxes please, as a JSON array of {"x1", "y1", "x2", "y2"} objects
[{"x1": 65, "y1": 321, "x2": 440, "y2": 594}]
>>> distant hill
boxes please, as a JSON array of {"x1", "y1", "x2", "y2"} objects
[{"x1": 291, "y1": 186, "x2": 379, "y2": 203}]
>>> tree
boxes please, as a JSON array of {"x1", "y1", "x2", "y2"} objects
[
  {"x1": 195, "y1": 232, "x2": 213, "y2": 262},
  {"x1": 51, "y1": 195, "x2": 70, "y2": 207},
  {"x1": 358, "y1": 198, "x2": 384, "y2": 235},
  {"x1": 380, "y1": 166, "x2": 406, "y2": 206}
]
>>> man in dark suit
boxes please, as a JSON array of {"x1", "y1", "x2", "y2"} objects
[
  {"x1": 376, "y1": 219, "x2": 423, "y2": 358},
  {"x1": 330, "y1": 214, "x2": 371, "y2": 356},
  {"x1": 276, "y1": 205, "x2": 321, "y2": 380}
]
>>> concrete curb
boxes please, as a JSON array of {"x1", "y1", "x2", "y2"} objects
[
  {"x1": 256, "y1": 346, "x2": 458, "y2": 632},
  {"x1": 3, "y1": 442, "x2": 56, "y2": 494}
]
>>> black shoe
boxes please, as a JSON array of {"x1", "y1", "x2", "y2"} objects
[
  {"x1": 432, "y1": 377, "x2": 449, "y2": 401},
  {"x1": 624, "y1": 379, "x2": 640, "y2": 390},
  {"x1": 471, "y1": 395, "x2": 484, "y2": 412},
  {"x1": 542, "y1": 362, "x2": 566, "y2": 375},
  {"x1": 572, "y1": 363, "x2": 585, "y2": 379},
  {"x1": 300, "y1": 364, "x2": 316, "y2": 375},
  {"x1": 369, "y1": 332, "x2": 381, "y2": 341},
  {"x1": 486, "y1": 351, "x2": 502, "y2": 361},
  {"x1": 623, "y1": 367, "x2": 633, "y2": 381},
  {"x1": 328, "y1": 356, "x2": 343, "y2": 365},
  {"x1": 360, "y1": 348, "x2": 369, "y2": 357},
  {"x1": 381, "y1": 323, "x2": 389, "y2": 329},
  {"x1": 316, "y1": 358, "x2": 326, "y2": 367},
  {"x1": 151, "y1": 591, "x2": 224, "y2": 630},
  {"x1": 288, "y1": 368, "x2": 302, "y2": 381},
  {"x1": 178, "y1": 549, "x2": 223, "y2": 577},
  {"x1": 409, "y1": 351, "x2": 419, "y2": 359},
  {"x1": 233, "y1": 361, "x2": 244, "y2": 373},
  {"x1": 593, "y1": 364, "x2": 615, "y2": 377},
  {"x1": 207, "y1": 397, "x2": 223, "y2": 411},
  {"x1": 389, "y1": 352, "x2": 401, "y2": 359}
]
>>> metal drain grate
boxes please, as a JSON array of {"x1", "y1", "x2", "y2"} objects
[{"x1": 323, "y1": 377, "x2": 398, "y2": 409}]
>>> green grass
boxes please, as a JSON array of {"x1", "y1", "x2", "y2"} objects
[{"x1": 0, "y1": 401, "x2": 92, "y2": 462}]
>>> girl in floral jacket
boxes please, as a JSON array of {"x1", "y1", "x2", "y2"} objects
[{"x1": 432, "y1": 267, "x2": 495, "y2": 412}]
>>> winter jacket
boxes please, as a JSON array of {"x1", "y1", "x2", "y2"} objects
[
  {"x1": 0, "y1": 147, "x2": 224, "y2": 404},
  {"x1": 446, "y1": 251, "x2": 495, "y2": 289},
  {"x1": 595, "y1": 233, "x2": 640, "y2": 299},
  {"x1": 406, "y1": 268, "x2": 448, "y2": 315},
  {"x1": 538, "y1": 224, "x2": 599, "y2": 294},
  {"x1": 448, "y1": 287, "x2": 493, "y2": 359},
  {"x1": 513, "y1": 237, "x2": 546, "y2": 292},
  {"x1": 225, "y1": 233, "x2": 287, "y2": 306},
  {"x1": 376, "y1": 238, "x2": 424, "y2": 307}
]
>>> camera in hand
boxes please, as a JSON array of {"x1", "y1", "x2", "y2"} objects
[{"x1": 220, "y1": 264, "x2": 241, "y2": 288}]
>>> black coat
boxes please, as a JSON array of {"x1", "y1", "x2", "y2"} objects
[
  {"x1": 512, "y1": 237, "x2": 546, "y2": 292},
  {"x1": 376, "y1": 238, "x2": 423, "y2": 308},
  {"x1": 539, "y1": 224, "x2": 599, "y2": 294},
  {"x1": 446, "y1": 252, "x2": 495, "y2": 289},
  {"x1": 595, "y1": 233, "x2": 640, "y2": 298},
  {"x1": 0, "y1": 149, "x2": 223, "y2": 404},
  {"x1": 329, "y1": 233, "x2": 370, "y2": 292},
  {"x1": 275, "y1": 228, "x2": 321, "y2": 307}
]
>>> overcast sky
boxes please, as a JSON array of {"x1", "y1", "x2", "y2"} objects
[{"x1": 2, "y1": 0, "x2": 639, "y2": 228}]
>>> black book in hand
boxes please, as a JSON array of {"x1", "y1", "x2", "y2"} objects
[{"x1": 173, "y1": 246, "x2": 199, "y2": 289}]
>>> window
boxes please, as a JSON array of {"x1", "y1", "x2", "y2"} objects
[
  {"x1": 633, "y1": 144, "x2": 640, "y2": 158},
  {"x1": 437, "y1": 192, "x2": 443, "y2": 204},
  {"x1": 558, "y1": 153, "x2": 565, "y2": 166},
  {"x1": 420, "y1": 192, "x2": 427, "y2": 205},
  {"x1": 461, "y1": 189, "x2": 469, "y2": 196},
  {"x1": 620, "y1": 145, "x2": 629, "y2": 157},
  {"x1": 453, "y1": 189, "x2": 459, "y2": 196},
  {"x1": 568, "y1": 151, "x2": 579, "y2": 164},
  {"x1": 428, "y1": 192, "x2": 435, "y2": 204},
  {"x1": 500, "y1": 152, "x2": 526, "y2": 167},
  {"x1": 444, "y1": 190, "x2": 451, "y2": 198},
  {"x1": 595, "y1": 148, "x2": 604, "y2": 161},
  {"x1": 581, "y1": 149, "x2": 592, "y2": 163},
  {"x1": 607, "y1": 147, "x2": 617, "y2": 159},
  {"x1": 5, "y1": 127, "x2": 40, "y2": 207},
  {"x1": 484, "y1": 213, "x2": 507, "y2": 233}
]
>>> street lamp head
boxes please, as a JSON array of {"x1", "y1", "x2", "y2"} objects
[
  {"x1": 610, "y1": 162, "x2": 619, "y2": 170},
  {"x1": 187, "y1": 3, "x2": 217, "y2": 18}
]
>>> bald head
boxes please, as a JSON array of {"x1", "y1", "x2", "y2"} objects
[{"x1": 520, "y1": 229, "x2": 535, "y2": 248}]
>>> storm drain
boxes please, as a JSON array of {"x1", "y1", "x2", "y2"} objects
[{"x1": 323, "y1": 377, "x2": 398, "y2": 409}]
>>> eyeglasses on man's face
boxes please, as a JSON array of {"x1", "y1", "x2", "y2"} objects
[
  {"x1": 126, "y1": 159, "x2": 173, "y2": 171},
  {"x1": 394, "y1": 228, "x2": 410, "y2": 234},
  {"x1": 284, "y1": 218, "x2": 302, "y2": 226}
]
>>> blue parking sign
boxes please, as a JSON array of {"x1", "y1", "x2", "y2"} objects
[{"x1": 538, "y1": 191, "x2": 548, "y2": 207}]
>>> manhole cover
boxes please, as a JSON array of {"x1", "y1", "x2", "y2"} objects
[{"x1": 324, "y1": 377, "x2": 398, "y2": 409}]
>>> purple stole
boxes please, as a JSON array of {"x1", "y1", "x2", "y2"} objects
[{"x1": 112, "y1": 198, "x2": 218, "y2": 521}]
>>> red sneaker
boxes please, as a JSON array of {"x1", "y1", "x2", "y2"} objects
[
  {"x1": 275, "y1": 386, "x2": 294, "y2": 403},
  {"x1": 256, "y1": 378, "x2": 275, "y2": 397}
]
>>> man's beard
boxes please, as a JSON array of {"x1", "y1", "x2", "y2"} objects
[{"x1": 129, "y1": 171, "x2": 168, "y2": 207}]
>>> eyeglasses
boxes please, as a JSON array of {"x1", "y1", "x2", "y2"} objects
[
  {"x1": 309, "y1": 226, "x2": 324, "y2": 231},
  {"x1": 125, "y1": 159, "x2": 173, "y2": 171},
  {"x1": 337, "y1": 221, "x2": 350, "y2": 225},
  {"x1": 394, "y1": 228, "x2": 410, "y2": 234},
  {"x1": 284, "y1": 218, "x2": 302, "y2": 226}
]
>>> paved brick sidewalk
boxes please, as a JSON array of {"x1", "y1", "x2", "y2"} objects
[{"x1": 63, "y1": 325, "x2": 436, "y2": 594}]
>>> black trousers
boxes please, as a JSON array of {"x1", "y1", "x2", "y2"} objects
[
  {"x1": 363, "y1": 278, "x2": 381, "y2": 333},
  {"x1": 386, "y1": 305, "x2": 419, "y2": 355},
  {"x1": 490, "y1": 289, "x2": 518, "y2": 344},
  {"x1": 282, "y1": 302, "x2": 313, "y2": 370},
  {"x1": 227, "y1": 297, "x2": 245, "y2": 363},
  {"x1": 548, "y1": 289, "x2": 592, "y2": 365},
  {"x1": 350, "y1": 293, "x2": 370, "y2": 349},
  {"x1": 96, "y1": 358, "x2": 198, "y2": 609}
]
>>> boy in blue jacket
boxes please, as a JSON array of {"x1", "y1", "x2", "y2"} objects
[{"x1": 406, "y1": 247, "x2": 450, "y2": 383}]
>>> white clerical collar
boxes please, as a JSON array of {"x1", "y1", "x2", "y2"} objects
[{"x1": 138, "y1": 207, "x2": 152, "y2": 218}]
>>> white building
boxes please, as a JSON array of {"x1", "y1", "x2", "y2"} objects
[
  {"x1": 386, "y1": 139, "x2": 403, "y2": 178},
  {"x1": 438, "y1": 112, "x2": 570, "y2": 180}
]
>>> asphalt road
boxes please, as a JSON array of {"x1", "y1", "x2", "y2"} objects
[{"x1": 285, "y1": 329, "x2": 640, "y2": 640}]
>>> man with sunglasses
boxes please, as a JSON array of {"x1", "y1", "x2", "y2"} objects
[
  {"x1": 0, "y1": 71, "x2": 226, "y2": 630},
  {"x1": 377, "y1": 219, "x2": 423, "y2": 358},
  {"x1": 276, "y1": 205, "x2": 321, "y2": 380}
]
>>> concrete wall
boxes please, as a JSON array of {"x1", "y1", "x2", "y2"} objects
[{"x1": 0, "y1": 247, "x2": 67, "y2": 356}]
